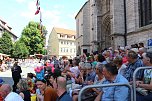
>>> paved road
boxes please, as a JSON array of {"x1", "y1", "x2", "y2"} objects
[{"x1": 0, "y1": 67, "x2": 35, "y2": 86}]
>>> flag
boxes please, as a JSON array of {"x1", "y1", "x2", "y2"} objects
[
  {"x1": 35, "y1": 0, "x2": 40, "y2": 15},
  {"x1": 36, "y1": 0, "x2": 39, "y2": 6},
  {"x1": 35, "y1": 7, "x2": 40, "y2": 15}
]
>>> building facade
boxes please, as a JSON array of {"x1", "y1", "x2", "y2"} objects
[
  {"x1": 75, "y1": 0, "x2": 98, "y2": 55},
  {"x1": 47, "y1": 27, "x2": 76, "y2": 59},
  {"x1": 0, "y1": 18, "x2": 17, "y2": 42},
  {"x1": 76, "y1": 0, "x2": 152, "y2": 54}
]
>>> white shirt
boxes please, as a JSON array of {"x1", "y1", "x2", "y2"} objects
[
  {"x1": 5, "y1": 92, "x2": 24, "y2": 101},
  {"x1": 70, "y1": 66, "x2": 80, "y2": 83}
]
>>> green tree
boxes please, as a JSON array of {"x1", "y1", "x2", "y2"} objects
[
  {"x1": 0, "y1": 32, "x2": 13, "y2": 55},
  {"x1": 20, "y1": 21, "x2": 47, "y2": 55},
  {"x1": 12, "y1": 41, "x2": 29, "y2": 59}
]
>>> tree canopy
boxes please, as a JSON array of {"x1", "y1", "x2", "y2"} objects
[
  {"x1": 0, "y1": 31, "x2": 13, "y2": 55},
  {"x1": 12, "y1": 41, "x2": 29, "y2": 59},
  {"x1": 20, "y1": 21, "x2": 47, "y2": 55}
]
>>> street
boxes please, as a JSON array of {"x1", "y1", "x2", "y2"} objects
[{"x1": 0, "y1": 66, "x2": 35, "y2": 86}]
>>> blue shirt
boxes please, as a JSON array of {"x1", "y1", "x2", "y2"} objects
[
  {"x1": 101, "y1": 74, "x2": 129, "y2": 101},
  {"x1": 123, "y1": 59, "x2": 144, "y2": 82},
  {"x1": 56, "y1": 91, "x2": 72, "y2": 101},
  {"x1": 85, "y1": 71, "x2": 96, "y2": 82}
]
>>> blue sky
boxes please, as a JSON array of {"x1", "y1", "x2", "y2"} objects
[{"x1": 0, "y1": 0, "x2": 87, "y2": 38}]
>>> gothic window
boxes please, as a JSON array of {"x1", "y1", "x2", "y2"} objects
[{"x1": 139, "y1": 0, "x2": 152, "y2": 27}]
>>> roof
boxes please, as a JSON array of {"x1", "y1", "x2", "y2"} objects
[
  {"x1": 0, "y1": 17, "x2": 18, "y2": 38},
  {"x1": 75, "y1": 1, "x2": 88, "y2": 19},
  {"x1": 53, "y1": 27, "x2": 76, "y2": 36}
]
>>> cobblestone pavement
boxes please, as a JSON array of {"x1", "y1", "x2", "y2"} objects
[{"x1": 0, "y1": 66, "x2": 35, "y2": 86}]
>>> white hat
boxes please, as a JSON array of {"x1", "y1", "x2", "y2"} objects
[{"x1": 131, "y1": 48, "x2": 139, "y2": 53}]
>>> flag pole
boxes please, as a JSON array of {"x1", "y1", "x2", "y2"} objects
[
  {"x1": 35, "y1": 0, "x2": 42, "y2": 35},
  {"x1": 39, "y1": 0, "x2": 42, "y2": 35}
]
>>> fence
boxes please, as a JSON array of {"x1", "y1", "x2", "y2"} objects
[
  {"x1": 133, "y1": 66, "x2": 152, "y2": 101},
  {"x1": 78, "y1": 83, "x2": 133, "y2": 101}
]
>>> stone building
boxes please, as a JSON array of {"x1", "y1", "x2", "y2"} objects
[
  {"x1": 75, "y1": 0, "x2": 98, "y2": 55},
  {"x1": 0, "y1": 18, "x2": 17, "y2": 42},
  {"x1": 47, "y1": 27, "x2": 76, "y2": 59},
  {"x1": 76, "y1": 0, "x2": 152, "y2": 54},
  {"x1": 95, "y1": 0, "x2": 152, "y2": 49}
]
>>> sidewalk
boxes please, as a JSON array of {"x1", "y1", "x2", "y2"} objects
[{"x1": 0, "y1": 67, "x2": 35, "y2": 86}]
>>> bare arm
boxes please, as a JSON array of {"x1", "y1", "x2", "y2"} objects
[{"x1": 94, "y1": 91, "x2": 103, "y2": 101}]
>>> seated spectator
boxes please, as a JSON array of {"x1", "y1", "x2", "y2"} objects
[
  {"x1": 74, "y1": 62, "x2": 86, "y2": 84},
  {"x1": 0, "y1": 84, "x2": 23, "y2": 101},
  {"x1": 56, "y1": 76, "x2": 72, "y2": 101},
  {"x1": 17, "y1": 79, "x2": 31, "y2": 101},
  {"x1": 84, "y1": 62, "x2": 96, "y2": 85},
  {"x1": 66, "y1": 57, "x2": 80, "y2": 83},
  {"x1": 113, "y1": 50, "x2": 119, "y2": 59},
  {"x1": 95, "y1": 62, "x2": 129, "y2": 101},
  {"x1": 36, "y1": 79, "x2": 58, "y2": 101},
  {"x1": 136, "y1": 52, "x2": 152, "y2": 101},
  {"x1": 93, "y1": 62, "x2": 105, "y2": 94},
  {"x1": 49, "y1": 68, "x2": 61, "y2": 87},
  {"x1": 113, "y1": 55, "x2": 127, "y2": 75},
  {"x1": 123, "y1": 50, "x2": 144, "y2": 82},
  {"x1": 138, "y1": 47, "x2": 146, "y2": 59}
]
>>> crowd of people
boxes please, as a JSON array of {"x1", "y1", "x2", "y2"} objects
[{"x1": 0, "y1": 43, "x2": 152, "y2": 101}]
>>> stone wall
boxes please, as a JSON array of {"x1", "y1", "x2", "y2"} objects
[
  {"x1": 126, "y1": 0, "x2": 139, "y2": 33},
  {"x1": 111, "y1": 0, "x2": 125, "y2": 35},
  {"x1": 127, "y1": 25, "x2": 152, "y2": 47}
]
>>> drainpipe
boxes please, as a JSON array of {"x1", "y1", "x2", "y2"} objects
[{"x1": 124, "y1": 0, "x2": 127, "y2": 46}]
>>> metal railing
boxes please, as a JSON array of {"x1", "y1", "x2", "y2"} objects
[
  {"x1": 78, "y1": 83, "x2": 133, "y2": 101},
  {"x1": 133, "y1": 66, "x2": 152, "y2": 101}
]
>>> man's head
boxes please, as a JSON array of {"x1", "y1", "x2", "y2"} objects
[
  {"x1": 84, "y1": 62, "x2": 92, "y2": 74},
  {"x1": 57, "y1": 77, "x2": 66, "y2": 90},
  {"x1": 95, "y1": 62, "x2": 104, "y2": 74},
  {"x1": 113, "y1": 56, "x2": 123, "y2": 68},
  {"x1": 138, "y1": 47, "x2": 146, "y2": 56},
  {"x1": 102, "y1": 62, "x2": 118, "y2": 81},
  {"x1": 0, "y1": 84, "x2": 11, "y2": 99},
  {"x1": 142, "y1": 52, "x2": 152, "y2": 66},
  {"x1": 127, "y1": 50, "x2": 138, "y2": 63}
]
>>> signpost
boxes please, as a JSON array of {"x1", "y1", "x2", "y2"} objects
[{"x1": 148, "y1": 39, "x2": 152, "y2": 49}]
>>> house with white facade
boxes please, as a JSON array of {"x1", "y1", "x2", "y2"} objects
[{"x1": 47, "y1": 27, "x2": 76, "y2": 59}]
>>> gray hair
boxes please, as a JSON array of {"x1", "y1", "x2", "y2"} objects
[
  {"x1": 96, "y1": 62, "x2": 104, "y2": 73},
  {"x1": 84, "y1": 62, "x2": 92, "y2": 69}
]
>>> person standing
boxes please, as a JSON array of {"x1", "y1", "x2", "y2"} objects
[{"x1": 11, "y1": 61, "x2": 22, "y2": 92}]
